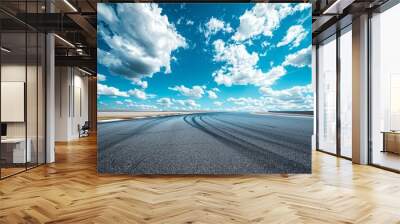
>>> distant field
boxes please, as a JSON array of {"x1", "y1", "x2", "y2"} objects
[
  {"x1": 262, "y1": 111, "x2": 314, "y2": 116},
  {"x1": 98, "y1": 111, "x2": 314, "y2": 121},
  {"x1": 97, "y1": 111, "x2": 198, "y2": 121}
]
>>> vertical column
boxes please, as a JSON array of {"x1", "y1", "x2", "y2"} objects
[
  {"x1": 336, "y1": 30, "x2": 341, "y2": 156},
  {"x1": 352, "y1": 14, "x2": 369, "y2": 164},
  {"x1": 46, "y1": 1, "x2": 55, "y2": 163},
  {"x1": 88, "y1": 76, "x2": 97, "y2": 132},
  {"x1": 312, "y1": 45, "x2": 317, "y2": 150},
  {"x1": 46, "y1": 33, "x2": 55, "y2": 163}
]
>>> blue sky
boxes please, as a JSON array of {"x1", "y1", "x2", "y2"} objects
[{"x1": 97, "y1": 3, "x2": 312, "y2": 112}]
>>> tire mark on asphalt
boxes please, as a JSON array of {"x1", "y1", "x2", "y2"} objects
[
  {"x1": 99, "y1": 119, "x2": 158, "y2": 149},
  {"x1": 98, "y1": 119, "x2": 154, "y2": 145},
  {"x1": 100, "y1": 113, "x2": 311, "y2": 174},
  {"x1": 220, "y1": 112, "x2": 313, "y2": 135},
  {"x1": 197, "y1": 115, "x2": 309, "y2": 171},
  {"x1": 183, "y1": 114, "x2": 309, "y2": 173},
  {"x1": 98, "y1": 114, "x2": 185, "y2": 136},
  {"x1": 100, "y1": 115, "x2": 191, "y2": 174},
  {"x1": 183, "y1": 115, "x2": 277, "y2": 170},
  {"x1": 212, "y1": 113, "x2": 312, "y2": 138},
  {"x1": 202, "y1": 115, "x2": 310, "y2": 166},
  {"x1": 98, "y1": 116, "x2": 175, "y2": 159},
  {"x1": 207, "y1": 115, "x2": 310, "y2": 153}
]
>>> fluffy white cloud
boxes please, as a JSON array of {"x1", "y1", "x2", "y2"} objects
[
  {"x1": 157, "y1": 97, "x2": 174, "y2": 107},
  {"x1": 261, "y1": 41, "x2": 270, "y2": 48},
  {"x1": 293, "y1": 3, "x2": 312, "y2": 12},
  {"x1": 186, "y1": 20, "x2": 194, "y2": 26},
  {"x1": 227, "y1": 97, "x2": 264, "y2": 106},
  {"x1": 214, "y1": 101, "x2": 223, "y2": 106},
  {"x1": 177, "y1": 17, "x2": 183, "y2": 25},
  {"x1": 97, "y1": 74, "x2": 106, "y2": 82},
  {"x1": 203, "y1": 17, "x2": 233, "y2": 40},
  {"x1": 207, "y1": 90, "x2": 218, "y2": 99},
  {"x1": 212, "y1": 39, "x2": 259, "y2": 86},
  {"x1": 97, "y1": 4, "x2": 117, "y2": 24},
  {"x1": 232, "y1": 3, "x2": 311, "y2": 42},
  {"x1": 115, "y1": 99, "x2": 158, "y2": 111},
  {"x1": 259, "y1": 84, "x2": 312, "y2": 98},
  {"x1": 98, "y1": 3, "x2": 187, "y2": 84},
  {"x1": 131, "y1": 78, "x2": 148, "y2": 89},
  {"x1": 168, "y1": 85, "x2": 206, "y2": 98},
  {"x1": 98, "y1": 83, "x2": 129, "y2": 97},
  {"x1": 259, "y1": 84, "x2": 313, "y2": 110},
  {"x1": 225, "y1": 97, "x2": 268, "y2": 112},
  {"x1": 130, "y1": 104, "x2": 158, "y2": 110},
  {"x1": 156, "y1": 97, "x2": 200, "y2": 109},
  {"x1": 169, "y1": 85, "x2": 219, "y2": 100},
  {"x1": 277, "y1": 25, "x2": 308, "y2": 48},
  {"x1": 212, "y1": 39, "x2": 287, "y2": 87},
  {"x1": 283, "y1": 46, "x2": 311, "y2": 67},
  {"x1": 128, "y1": 89, "x2": 147, "y2": 100},
  {"x1": 174, "y1": 99, "x2": 200, "y2": 108},
  {"x1": 223, "y1": 84, "x2": 313, "y2": 111},
  {"x1": 264, "y1": 66, "x2": 288, "y2": 86},
  {"x1": 227, "y1": 94, "x2": 312, "y2": 111}
]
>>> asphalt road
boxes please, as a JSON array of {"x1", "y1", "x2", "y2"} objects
[{"x1": 97, "y1": 112, "x2": 313, "y2": 174}]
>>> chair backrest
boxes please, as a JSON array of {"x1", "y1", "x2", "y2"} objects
[{"x1": 82, "y1": 121, "x2": 90, "y2": 129}]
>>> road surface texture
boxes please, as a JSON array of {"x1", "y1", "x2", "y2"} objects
[{"x1": 98, "y1": 112, "x2": 312, "y2": 174}]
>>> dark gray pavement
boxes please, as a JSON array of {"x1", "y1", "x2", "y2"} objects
[{"x1": 97, "y1": 112, "x2": 313, "y2": 174}]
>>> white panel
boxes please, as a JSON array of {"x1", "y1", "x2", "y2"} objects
[
  {"x1": 1, "y1": 82, "x2": 25, "y2": 122},
  {"x1": 390, "y1": 74, "x2": 400, "y2": 130}
]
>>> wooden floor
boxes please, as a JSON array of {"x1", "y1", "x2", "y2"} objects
[
  {"x1": 373, "y1": 151, "x2": 400, "y2": 171},
  {"x1": 1, "y1": 167, "x2": 26, "y2": 178},
  {"x1": 1, "y1": 135, "x2": 400, "y2": 224}
]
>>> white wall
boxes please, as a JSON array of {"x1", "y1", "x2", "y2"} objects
[
  {"x1": 55, "y1": 67, "x2": 70, "y2": 141},
  {"x1": 55, "y1": 67, "x2": 89, "y2": 141},
  {"x1": 1, "y1": 65, "x2": 26, "y2": 138},
  {"x1": 71, "y1": 73, "x2": 89, "y2": 138}
]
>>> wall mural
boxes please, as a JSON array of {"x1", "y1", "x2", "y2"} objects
[{"x1": 97, "y1": 3, "x2": 313, "y2": 174}]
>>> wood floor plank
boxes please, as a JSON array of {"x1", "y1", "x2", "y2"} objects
[{"x1": 0, "y1": 135, "x2": 400, "y2": 223}]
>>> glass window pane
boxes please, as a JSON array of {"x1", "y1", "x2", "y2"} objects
[
  {"x1": 27, "y1": 31, "x2": 38, "y2": 169},
  {"x1": 371, "y1": 3, "x2": 400, "y2": 171},
  {"x1": 340, "y1": 28, "x2": 352, "y2": 158},
  {"x1": 0, "y1": 0, "x2": 46, "y2": 179},
  {"x1": 1, "y1": 31, "x2": 27, "y2": 177},
  {"x1": 318, "y1": 36, "x2": 337, "y2": 154}
]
